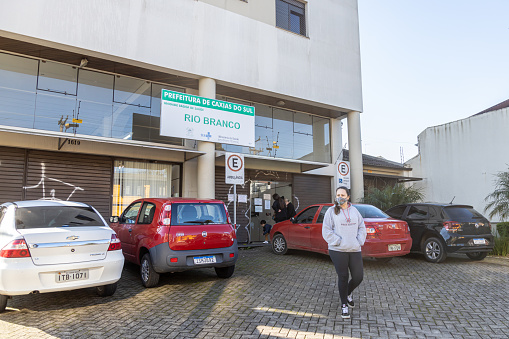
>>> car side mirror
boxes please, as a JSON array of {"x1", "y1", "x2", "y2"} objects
[
  {"x1": 290, "y1": 217, "x2": 296, "y2": 223},
  {"x1": 110, "y1": 216, "x2": 119, "y2": 223}
]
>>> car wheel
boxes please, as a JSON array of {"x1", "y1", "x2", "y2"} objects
[
  {"x1": 423, "y1": 237, "x2": 447, "y2": 263},
  {"x1": 140, "y1": 253, "x2": 160, "y2": 288},
  {"x1": 272, "y1": 234, "x2": 288, "y2": 255},
  {"x1": 215, "y1": 265, "x2": 235, "y2": 278},
  {"x1": 466, "y1": 252, "x2": 488, "y2": 261},
  {"x1": 0, "y1": 295, "x2": 7, "y2": 313},
  {"x1": 96, "y1": 282, "x2": 117, "y2": 297},
  {"x1": 374, "y1": 257, "x2": 393, "y2": 263}
]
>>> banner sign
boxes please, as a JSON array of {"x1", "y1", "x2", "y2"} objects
[
  {"x1": 160, "y1": 89, "x2": 255, "y2": 147},
  {"x1": 225, "y1": 153, "x2": 245, "y2": 185},
  {"x1": 336, "y1": 160, "x2": 351, "y2": 189}
]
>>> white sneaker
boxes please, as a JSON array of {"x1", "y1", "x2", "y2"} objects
[
  {"x1": 347, "y1": 294, "x2": 354, "y2": 308},
  {"x1": 263, "y1": 241, "x2": 268, "y2": 244},
  {"x1": 341, "y1": 304, "x2": 350, "y2": 319}
]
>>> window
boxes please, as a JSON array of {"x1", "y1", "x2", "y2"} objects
[
  {"x1": 15, "y1": 206, "x2": 105, "y2": 229},
  {"x1": 386, "y1": 205, "x2": 407, "y2": 219},
  {"x1": 294, "y1": 206, "x2": 319, "y2": 224},
  {"x1": 407, "y1": 206, "x2": 429, "y2": 220},
  {"x1": 138, "y1": 203, "x2": 157, "y2": 224},
  {"x1": 317, "y1": 206, "x2": 331, "y2": 223},
  {"x1": 121, "y1": 202, "x2": 142, "y2": 224},
  {"x1": 171, "y1": 203, "x2": 227, "y2": 225},
  {"x1": 276, "y1": 0, "x2": 306, "y2": 36},
  {"x1": 112, "y1": 161, "x2": 180, "y2": 216}
]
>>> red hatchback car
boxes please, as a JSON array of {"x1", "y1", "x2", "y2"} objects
[
  {"x1": 270, "y1": 203, "x2": 412, "y2": 262},
  {"x1": 110, "y1": 198, "x2": 238, "y2": 287}
]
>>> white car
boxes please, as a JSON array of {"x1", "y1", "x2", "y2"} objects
[{"x1": 0, "y1": 200, "x2": 124, "y2": 312}]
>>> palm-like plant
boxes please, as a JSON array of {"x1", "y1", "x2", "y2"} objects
[
  {"x1": 484, "y1": 170, "x2": 509, "y2": 221},
  {"x1": 362, "y1": 184, "x2": 424, "y2": 211}
]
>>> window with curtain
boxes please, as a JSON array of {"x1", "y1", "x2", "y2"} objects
[{"x1": 112, "y1": 160, "x2": 180, "y2": 216}]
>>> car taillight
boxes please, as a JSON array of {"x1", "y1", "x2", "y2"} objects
[
  {"x1": 108, "y1": 234, "x2": 122, "y2": 251},
  {"x1": 443, "y1": 221, "x2": 462, "y2": 232},
  {"x1": 159, "y1": 203, "x2": 171, "y2": 226},
  {"x1": 366, "y1": 225, "x2": 381, "y2": 239},
  {"x1": 403, "y1": 222, "x2": 410, "y2": 234},
  {"x1": 0, "y1": 239, "x2": 31, "y2": 258}
]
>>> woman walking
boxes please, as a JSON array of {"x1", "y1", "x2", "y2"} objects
[{"x1": 322, "y1": 186, "x2": 366, "y2": 319}]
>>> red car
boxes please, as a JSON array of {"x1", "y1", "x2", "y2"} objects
[
  {"x1": 110, "y1": 198, "x2": 238, "y2": 287},
  {"x1": 270, "y1": 203, "x2": 412, "y2": 262}
]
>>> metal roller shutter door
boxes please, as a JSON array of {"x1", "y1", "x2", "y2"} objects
[
  {"x1": 24, "y1": 150, "x2": 113, "y2": 219},
  {"x1": 292, "y1": 174, "x2": 332, "y2": 211},
  {"x1": 0, "y1": 146, "x2": 26, "y2": 203}
]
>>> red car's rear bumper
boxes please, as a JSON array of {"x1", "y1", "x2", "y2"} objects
[{"x1": 362, "y1": 237, "x2": 412, "y2": 258}]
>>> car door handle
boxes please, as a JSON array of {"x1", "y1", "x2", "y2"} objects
[{"x1": 304, "y1": 226, "x2": 311, "y2": 229}]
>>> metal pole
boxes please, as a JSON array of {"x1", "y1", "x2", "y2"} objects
[{"x1": 233, "y1": 184, "x2": 237, "y2": 226}]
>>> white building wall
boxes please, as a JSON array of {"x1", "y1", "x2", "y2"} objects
[
  {"x1": 0, "y1": 0, "x2": 362, "y2": 112},
  {"x1": 406, "y1": 108, "x2": 509, "y2": 222}
]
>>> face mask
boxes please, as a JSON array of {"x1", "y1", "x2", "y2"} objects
[{"x1": 335, "y1": 197, "x2": 348, "y2": 205}]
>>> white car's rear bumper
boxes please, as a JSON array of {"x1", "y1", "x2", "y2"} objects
[{"x1": 0, "y1": 251, "x2": 124, "y2": 296}]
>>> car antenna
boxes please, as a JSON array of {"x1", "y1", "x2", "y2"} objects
[{"x1": 449, "y1": 196, "x2": 455, "y2": 204}]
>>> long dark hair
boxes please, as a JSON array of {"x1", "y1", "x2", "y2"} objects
[
  {"x1": 273, "y1": 193, "x2": 285, "y2": 210},
  {"x1": 334, "y1": 186, "x2": 350, "y2": 215}
]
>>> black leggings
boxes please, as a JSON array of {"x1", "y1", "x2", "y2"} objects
[{"x1": 329, "y1": 250, "x2": 363, "y2": 305}]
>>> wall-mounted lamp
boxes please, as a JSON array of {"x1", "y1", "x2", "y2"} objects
[
  {"x1": 276, "y1": 100, "x2": 285, "y2": 107},
  {"x1": 79, "y1": 58, "x2": 88, "y2": 68}
]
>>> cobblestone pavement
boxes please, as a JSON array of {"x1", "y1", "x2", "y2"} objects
[{"x1": 1, "y1": 246, "x2": 508, "y2": 339}]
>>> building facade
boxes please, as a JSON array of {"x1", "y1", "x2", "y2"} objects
[
  {"x1": 406, "y1": 101, "x2": 509, "y2": 223},
  {"x1": 0, "y1": 0, "x2": 364, "y2": 242}
]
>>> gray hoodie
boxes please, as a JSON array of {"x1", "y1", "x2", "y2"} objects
[{"x1": 322, "y1": 204, "x2": 367, "y2": 252}]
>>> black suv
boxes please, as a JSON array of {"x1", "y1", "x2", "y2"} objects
[{"x1": 386, "y1": 203, "x2": 494, "y2": 263}]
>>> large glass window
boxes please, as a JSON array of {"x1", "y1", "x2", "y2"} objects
[
  {"x1": 112, "y1": 160, "x2": 181, "y2": 216},
  {"x1": 0, "y1": 53, "x2": 37, "y2": 128},
  {"x1": 37, "y1": 60, "x2": 78, "y2": 95},
  {"x1": 276, "y1": 0, "x2": 306, "y2": 36},
  {"x1": 273, "y1": 108, "x2": 294, "y2": 159},
  {"x1": 77, "y1": 70, "x2": 114, "y2": 138}
]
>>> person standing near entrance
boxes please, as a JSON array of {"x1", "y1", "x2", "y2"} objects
[
  {"x1": 272, "y1": 193, "x2": 287, "y2": 223},
  {"x1": 284, "y1": 197, "x2": 296, "y2": 219},
  {"x1": 322, "y1": 186, "x2": 366, "y2": 319}
]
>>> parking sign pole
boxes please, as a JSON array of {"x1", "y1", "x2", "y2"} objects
[{"x1": 233, "y1": 184, "x2": 237, "y2": 226}]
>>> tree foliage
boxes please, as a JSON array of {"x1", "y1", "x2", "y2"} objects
[
  {"x1": 361, "y1": 183, "x2": 424, "y2": 211},
  {"x1": 484, "y1": 170, "x2": 509, "y2": 221}
]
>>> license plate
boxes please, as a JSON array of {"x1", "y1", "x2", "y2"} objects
[
  {"x1": 193, "y1": 255, "x2": 216, "y2": 264},
  {"x1": 56, "y1": 269, "x2": 89, "y2": 283},
  {"x1": 388, "y1": 244, "x2": 401, "y2": 251},
  {"x1": 473, "y1": 238, "x2": 486, "y2": 245}
]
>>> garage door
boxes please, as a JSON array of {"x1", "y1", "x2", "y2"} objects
[
  {"x1": 24, "y1": 150, "x2": 113, "y2": 219},
  {"x1": 0, "y1": 146, "x2": 26, "y2": 203}
]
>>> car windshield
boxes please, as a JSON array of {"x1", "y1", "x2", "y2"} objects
[
  {"x1": 354, "y1": 204, "x2": 389, "y2": 218},
  {"x1": 171, "y1": 203, "x2": 228, "y2": 225},
  {"x1": 15, "y1": 206, "x2": 105, "y2": 229},
  {"x1": 444, "y1": 206, "x2": 486, "y2": 222}
]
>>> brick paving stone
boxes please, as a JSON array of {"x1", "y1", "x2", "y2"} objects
[{"x1": 1, "y1": 249, "x2": 508, "y2": 338}]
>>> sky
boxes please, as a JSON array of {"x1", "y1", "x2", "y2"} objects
[{"x1": 349, "y1": 0, "x2": 509, "y2": 163}]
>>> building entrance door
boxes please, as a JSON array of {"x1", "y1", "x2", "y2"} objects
[{"x1": 250, "y1": 181, "x2": 292, "y2": 242}]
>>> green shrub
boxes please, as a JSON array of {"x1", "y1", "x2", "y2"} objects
[
  {"x1": 490, "y1": 236, "x2": 509, "y2": 257},
  {"x1": 496, "y1": 222, "x2": 509, "y2": 237},
  {"x1": 362, "y1": 184, "x2": 424, "y2": 211},
  {"x1": 490, "y1": 222, "x2": 509, "y2": 256}
]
